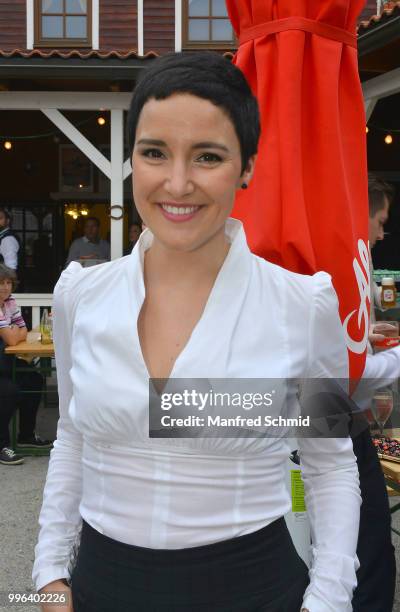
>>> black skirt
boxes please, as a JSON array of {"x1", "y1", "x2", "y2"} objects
[{"x1": 71, "y1": 517, "x2": 309, "y2": 612}]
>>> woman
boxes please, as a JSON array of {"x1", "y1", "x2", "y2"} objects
[
  {"x1": 34, "y1": 52, "x2": 360, "y2": 611},
  {"x1": 0, "y1": 264, "x2": 50, "y2": 465}
]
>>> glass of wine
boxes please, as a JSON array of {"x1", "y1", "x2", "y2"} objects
[{"x1": 372, "y1": 389, "x2": 394, "y2": 433}]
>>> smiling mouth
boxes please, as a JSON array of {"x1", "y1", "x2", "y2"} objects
[
  {"x1": 160, "y1": 203, "x2": 200, "y2": 215},
  {"x1": 158, "y1": 202, "x2": 203, "y2": 222}
]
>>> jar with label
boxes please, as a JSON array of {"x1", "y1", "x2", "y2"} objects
[{"x1": 381, "y1": 277, "x2": 397, "y2": 309}]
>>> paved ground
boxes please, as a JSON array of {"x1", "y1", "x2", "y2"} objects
[{"x1": 1, "y1": 400, "x2": 400, "y2": 611}]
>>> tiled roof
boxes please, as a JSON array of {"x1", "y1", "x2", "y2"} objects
[
  {"x1": 0, "y1": 48, "x2": 158, "y2": 60},
  {"x1": 0, "y1": 48, "x2": 235, "y2": 60},
  {"x1": 357, "y1": 1, "x2": 400, "y2": 34}
]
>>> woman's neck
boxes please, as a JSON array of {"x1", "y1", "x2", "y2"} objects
[{"x1": 144, "y1": 231, "x2": 230, "y2": 289}]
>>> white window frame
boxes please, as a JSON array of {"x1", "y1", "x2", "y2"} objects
[
  {"x1": 27, "y1": 0, "x2": 98, "y2": 49},
  {"x1": 175, "y1": 0, "x2": 182, "y2": 51}
]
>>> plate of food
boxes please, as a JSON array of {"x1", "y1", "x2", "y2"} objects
[{"x1": 373, "y1": 435, "x2": 400, "y2": 463}]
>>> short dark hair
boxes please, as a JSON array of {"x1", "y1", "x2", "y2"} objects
[
  {"x1": 368, "y1": 174, "x2": 395, "y2": 217},
  {"x1": 0, "y1": 263, "x2": 18, "y2": 291},
  {"x1": 84, "y1": 216, "x2": 100, "y2": 227},
  {"x1": 127, "y1": 52, "x2": 260, "y2": 174}
]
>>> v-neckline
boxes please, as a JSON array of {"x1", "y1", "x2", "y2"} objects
[
  {"x1": 126, "y1": 219, "x2": 251, "y2": 382},
  {"x1": 137, "y1": 256, "x2": 231, "y2": 382}
]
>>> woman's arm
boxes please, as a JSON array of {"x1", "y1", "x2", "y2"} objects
[
  {"x1": 298, "y1": 273, "x2": 361, "y2": 612},
  {"x1": 0, "y1": 325, "x2": 28, "y2": 346},
  {"x1": 32, "y1": 263, "x2": 84, "y2": 598},
  {"x1": 0, "y1": 324, "x2": 27, "y2": 346}
]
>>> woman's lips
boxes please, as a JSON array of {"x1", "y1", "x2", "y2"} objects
[{"x1": 158, "y1": 203, "x2": 201, "y2": 223}]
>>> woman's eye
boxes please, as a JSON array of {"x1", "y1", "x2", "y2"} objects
[
  {"x1": 197, "y1": 152, "x2": 222, "y2": 163},
  {"x1": 142, "y1": 148, "x2": 165, "y2": 159}
]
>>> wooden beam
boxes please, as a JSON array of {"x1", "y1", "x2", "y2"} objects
[
  {"x1": 362, "y1": 67, "x2": 400, "y2": 102},
  {"x1": 123, "y1": 159, "x2": 132, "y2": 180},
  {"x1": 0, "y1": 91, "x2": 131, "y2": 110},
  {"x1": 92, "y1": 0, "x2": 100, "y2": 50},
  {"x1": 175, "y1": 0, "x2": 182, "y2": 52},
  {"x1": 26, "y1": 0, "x2": 34, "y2": 50},
  {"x1": 138, "y1": 0, "x2": 144, "y2": 56},
  {"x1": 42, "y1": 108, "x2": 111, "y2": 178},
  {"x1": 364, "y1": 97, "x2": 378, "y2": 122},
  {"x1": 111, "y1": 109, "x2": 124, "y2": 259}
]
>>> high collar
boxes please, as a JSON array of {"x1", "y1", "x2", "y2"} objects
[
  {"x1": 127, "y1": 218, "x2": 253, "y2": 378},
  {"x1": 134, "y1": 217, "x2": 251, "y2": 273}
]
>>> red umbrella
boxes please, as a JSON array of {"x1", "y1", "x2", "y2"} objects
[{"x1": 226, "y1": 0, "x2": 369, "y2": 382}]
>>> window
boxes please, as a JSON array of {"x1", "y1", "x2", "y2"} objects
[
  {"x1": 8, "y1": 204, "x2": 63, "y2": 293},
  {"x1": 183, "y1": 0, "x2": 235, "y2": 48},
  {"x1": 35, "y1": 0, "x2": 92, "y2": 47}
]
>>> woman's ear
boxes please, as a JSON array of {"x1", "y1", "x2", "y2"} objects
[{"x1": 238, "y1": 154, "x2": 257, "y2": 190}]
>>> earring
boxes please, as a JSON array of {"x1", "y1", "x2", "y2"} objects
[{"x1": 241, "y1": 183, "x2": 248, "y2": 190}]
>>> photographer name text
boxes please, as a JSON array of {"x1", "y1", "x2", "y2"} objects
[{"x1": 160, "y1": 415, "x2": 310, "y2": 428}]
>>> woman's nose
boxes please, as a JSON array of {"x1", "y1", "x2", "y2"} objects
[{"x1": 165, "y1": 161, "x2": 194, "y2": 197}]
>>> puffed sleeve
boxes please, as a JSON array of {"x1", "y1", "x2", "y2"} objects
[
  {"x1": 32, "y1": 262, "x2": 84, "y2": 592},
  {"x1": 298, "y1": 272, "x2": 361, "y2": 612}
]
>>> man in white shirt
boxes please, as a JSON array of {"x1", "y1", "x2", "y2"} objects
[
  {"x1": 66, "y1": 216, "x2": 110, "y2": 266},
  {"x1": 352, "y1": 175, "x2": 396, "y2": 612},
  {"x1": 0, "y1": 208, "x2": 19, "y2": 271}
]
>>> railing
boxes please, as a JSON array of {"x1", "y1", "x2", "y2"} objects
[{"x1": 14, "y1": 293, "x2": 53, "y2": 328}]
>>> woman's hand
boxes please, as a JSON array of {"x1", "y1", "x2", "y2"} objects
[{"x1": 39, "y1": 579, "x2": 73, "y2": 612}]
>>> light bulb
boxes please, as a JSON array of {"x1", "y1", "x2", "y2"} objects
[
  {"x1": 79, "y1": 183, "x2": 83, "y2": 189},
  {"x1": 81, "y1": 210, "x2": 88, "y2": 216},
  {"x1": 385, "y1": 134, "x2": 393, "y2": 145},
  {"x1": 72, "y1": 214, "x2": 78, "y2": 220},
  {"x1": 4, "y1": 141, "x2": 12, "y2": 150},
  {"x1": 366, "y1": 126, "x2": 369, "y2": 134},
  {"x1": 97, "y1": 116, "x2": 106, "y2": 126}
]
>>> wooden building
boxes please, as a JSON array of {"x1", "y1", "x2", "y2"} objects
[{"x1": 0, "y1": 0, "x2": 399, "y2": 316}]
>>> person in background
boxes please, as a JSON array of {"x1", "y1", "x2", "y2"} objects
[
  {"x1": 0, "y1": 264, "x2": 52, "y2": 465},
  {"x1": 123, "y1": 221, "x2": 142, "y2": 256},
  {"x1": 351, "y1": 174, "x2": 396, "y2": 611},
  {"x1": 368, "y1": 174, "x2": 395, "y2": 311},
  {"x1": 0, "y1": 207, "x2": 20, "y2": 271},
  {"x1": 66, "y1": 217, "x2": 110, "y2": 266}
]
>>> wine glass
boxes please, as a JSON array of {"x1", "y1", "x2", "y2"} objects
[{"x1": 372, "y1": 389, "x2": 394, "y2": 433}]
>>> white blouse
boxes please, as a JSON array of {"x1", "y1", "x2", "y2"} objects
[{"x1": 33, "y1": 219, "x2": 360, "y2": 612}]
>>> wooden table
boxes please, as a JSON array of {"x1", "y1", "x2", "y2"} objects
[
  {"x1": 380, "y1": 452, "x2": 400, "y2": 537},
  {"x1": 5, "y1": 338, "x2": 55, "y2": 456},
  {"x1": 4, "y1": 339, "x2": 54, "y2": 358}
]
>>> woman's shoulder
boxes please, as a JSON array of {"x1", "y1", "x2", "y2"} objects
[
  {"x1": 250, "y1": 252, "x2": 333, "y2": 296},
  {"x1": 54, "y1": 256, "x2": 131, "y2": 310}
]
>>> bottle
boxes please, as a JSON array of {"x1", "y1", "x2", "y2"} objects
[
  {"x1": 40, "y1": 309, "x2": 52, "y2": 345},
  {"x1": 381, "y1": 277, "x2": 397, "y2": 309}
]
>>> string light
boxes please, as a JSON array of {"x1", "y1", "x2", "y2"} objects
[
  {"x1": 384, "y1": 134, "x2": 393, "y2": 145},
  {"x1": 4, "y1": 141, "x2": 12, "y2": 150},
  {"x1": 0, "y1": 114, "x2": 102, "y2": 142}
]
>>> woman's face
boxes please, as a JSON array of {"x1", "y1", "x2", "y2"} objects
[
  {"x1": 0, "y1": 278, "x2": 12, "y2": 303},
  {"x1": 132, "y1": 93, "x2": 255, "y2": 253}
]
